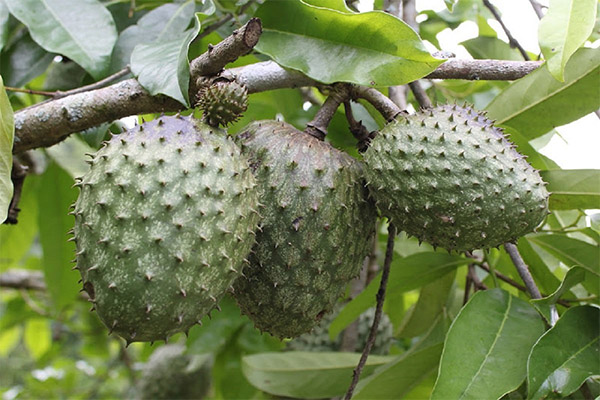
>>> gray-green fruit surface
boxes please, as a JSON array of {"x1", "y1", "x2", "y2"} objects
[
  {"x1": 287, "y1": 307, "x2": 394, "y2": 355},
  {"x1": 363, "y1": 105, "x2": 549, "y2": 252},
  {"x1": 233, "y1": 120, "x2": 377, "y2": 339},
  {"x1": 138, "y1": 344, "x2": 212, "y2": 400},
  {"x1": 73, "y1": 115, "x2": 259, "y2": 342}
]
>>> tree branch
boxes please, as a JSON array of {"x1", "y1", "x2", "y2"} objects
[
  {"x1": 504, "y1": 243, "x2": 542, "y2": 299},
  {"x1": 12, "y1": 57, "x2": 541, "y2": 154},
  {"x1": 528, "y1": 0, "x2": 545, "y2": 20},
  {"x1": 305, "y1": 84, "x2": 351, "y2": 140},
  {"x1": 345, "y1": 224, "x2": 396, "y2": 400},
  {"x1": 3, "y1": 159, "x2": 28, "y2": 224},
  {"x1": 0, "y1": 269, "x2": 46, "y2": 290}
]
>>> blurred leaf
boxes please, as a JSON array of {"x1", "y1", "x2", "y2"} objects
[
  {"x1": 131, "y1": 13, "x2": 201, "y2": 106},
  {"x1": 0, "y1": 76, "x2": 13, "y2": 223},
  {"x1": 397, "y1": 270, "x2": 456, "y2": 338},
  {"x1": 0, "y1": 175, "x2": 40, "y2": 271},
  {"x1": 24, "y1": 318, "x2": 51, "y2": 359},
  {"x1": 38, "y1": 163, "x2": 80, "y2": 311},
  {"x1": 486, "y1": 48, "x2": 600, "y2": 140},
  {"x1": 0, "y1": 325, "x2": 20, "y2": 356},
  {"x1": 531, "y1": 266, "x2": 586, "y2": 323},
  {"x1": 45, "y1": 136, "x2": 94, "y2": 179},
  {"x1": 528, "y1": 235, "x2": 600, "y2": 296},
  {"x1": 42, "y1": 60, "x2": 87, "y2": 92},
  {"x1": 528, "y1": 305, "x2": 600, "y2": 399},
  {"x1": 110, "y1": 1, "x2": 196, "y2": 73},
  {"x1": 5, "y1": 0, "x2": 117, "y2": 79},
  {"x1": 444, "y1": 0, "x2": 457, "y2": 12},
  {"x1": 242, "y1": 352, "x2": 393, "y2": 399},
  {"x1": 0, "y1": 32, "x2": 54, "y2": 88},
  {"x1": 540, "y1": 169, "x2": 600, "y2": 210},
  {"x1": 0, "y1": 0, "x2": 8, "y2": 52},
  {"x1": 591, "y1": 213, "x2": 600, "y2": 232},
  {"x1": 330, "y1": 252, "x2": 465, "y2": 339},
  {"x1": 255, "y1": 0, "x2": 443, "y2": 86},
  {"x1": 431, "y1": 289, "x2": 545, "y2": 400},
  {"x1": 539, "y1": 0, "x2": 597, "y2": 82},
  {"x1": 462, "y1": 37, "x2": 522, "y2": 60}
]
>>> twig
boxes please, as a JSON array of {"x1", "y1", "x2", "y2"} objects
[
  {"x1": 20, "y1": 289, "x2": 50, "y2": 317},
  {"x1": 401, "y1": 0, "x2": 418, "y2": 31},
  {"x1": 344, "y1": 224, "x2": 396, "y2": 400},
  {"x1": 482, "y1": 0, "x2": 530, "y2": 61},
  {"x1": 408, "y1": 81, "x2": 433, "y2": 109},
  {"x1": 528, "y1": 0, "x2": 544, "y2": 19},
  {"x1": 344, "y1": 101, "x2": 374, "y2": 152},
  {"x1": 504, "y1": 243, "x2": 542, "y2": 299},
  {"x1": 194, "y1": 0, "x2": 257, "y2": 43},
  {"x1": 463, "y1": 269, "x2": 473, "y2": 305},
  {"x1": 468, "y1": 264, "x2": 488, "y2": 291},
  {"x1": 351, "y1": 86, "x2": 401, "y2": 121},
  {"x1": 3, "y1": 159, "x2": 28, "y2": 224},
  {"x1": 305, "y1": 84, "x2": 351, "y2": 140},
  {"x1": 0, "y1": 269, "x2": 46, "y2": 290},
  {"x1": 425, "y1": 59, "x2": 541, "y2": 80},
  {"x1": 5, "y1": 87, "x2": 55, "y2": 97}
]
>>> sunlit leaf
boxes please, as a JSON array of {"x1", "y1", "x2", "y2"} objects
[
  {"x1": 431, "y1": 289, "x2": 545, "y2": 400},
  {"x1": 24, "y1": 318, "x2": 51, "y2": 359},
  {"x1": 5, "y1": 0, "x2": 117, "y2": 79},
  {"x1": 531, "y1": 266, "x2": 586, "y2": 323},
  {"x1": 540, "y1": 169, "x2": 600, "y2": 210},
  {"x1": 528, "y1": 305, "x2": 600, "y2": 399},
  {"x1": 538, "y1": 0, "x2": 597, "y2": 81},
  {"x1": 0, "y1": 76, "x2": 13, "y2": 223}
]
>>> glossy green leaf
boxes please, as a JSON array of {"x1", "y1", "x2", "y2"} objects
[
  {"x1": 38, "y1": 163, "x2": 80, "y2": 311},
  {"x1": 397, "y1": 270, "x2": 456, "y2": 338},
  {"x1": 110, "y1": 1, "x2": 197, "y2": 73},
  {"x1": 0, "y1": 176, "x2": 39, "y2": 271},
  {"x1": 431, "y1": 289, "x2": 545, "y2": 400},
  {"x1": 532, "y1": 266, "x2": 586, "y2": 323},
  {"x1": 354, "y1": 344, "x2": 443, "y2": 399},
  {"x1": 528, "y1": 235, "x2": 599, "y2": 296},
  {"x1": 0, "y1": 76, "x2": 13, "y2": 223},
  {"x1": 5, "y1": 0, "x2": 117, "y2": 79},
  {"x1": 461, "y1": 37, "x2": 522, "y2": 61},
  {"x1": 329, "y1": 252, "x2": 466, "y2": 339},
  {"x1": 540, "y1": 169, "x2": 600, "y2": 210},
  {"x1": 486, "y1": 48, "x2": 600, "y2": 140},
  {"x1": 539, "y1": 0, "x2": 597, "y2": 82},
  {"x1": 131, "y1": 13, "x2": 201, "y2": 106},
  {"x1": 24, "y1": 318, "x2": 51, "y2": 359},
  {"x1": 0, "y1": 33, "x2": 54, "y2": 88},
  {"x1": 304, "y1": 0, "x2": 353, "y2": 12},
  {"x1": 254, "y1": 0, "x2": 443, "y2": 86},
  {"x1": 528, "y1": 305, "x2": 600, "y2": 399},
  {"x1": 242, "y1": 352, "x2": 393, "y2": 399}
]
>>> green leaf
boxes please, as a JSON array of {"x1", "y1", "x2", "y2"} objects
[
  {"x1": 591, "y1": 213, "x2": 600, "y2": 232},
  {"x1": 431, "y1": 289, "x2": 545, "y2": 400},
  {"x1": 24, "y1": 318, "x2": 51, "y2": 359},
  {"x1": 0, "y1": 33, "x2": 54, "y2": 88},
  {"x1": 38, "y1": 163, "x2": 80, "y2": 311},
  {"x1": 303, "y1": 0, "x2": 353, "y2": 12},
  {"x1": 254, "y1": 0, "x2": 443, "y2": 86},
  {"x1": 45, "y1": 136, "x2": 95, "y2": 179},
  {"x1": 540, "y1": 169, "x2": 600, "y2": 210},
  {"x1": 0, "y1": 76, "x2": 13, "y2": 223},
  {"x1": 110, "y1": 1, "x2": 197, "y2": 73},
  {"x1": 329, "y1": 252, "x2": 466, "y2": 339},
  {"x1": 461, "y1": 37, "x2": 522, "y2": 61},
  {"x1": 242, "y1": 352, "x2": 393, "y2": 399},
  {"x1": 539, "y1": 0, "x2": 597, "y2": 82},
  {"x1": 527, "y1": 235, "x2": 599, "y2": 296},
  {"x1": 397, "y1": 270, "x2": 456, "y2": 338},
  {"x1": 531, "y1": 266, "x2": 587, "y2": 323},
  {"x1": 444, "y1": 0, "x2": 457, "y2": 12},
  {"x1": 486, "y1": 48, "x2": 600, "y2": 140},
  {"x1": 528, "y1": 305, "x2": 600, "y2": 399},
  {"x1": 354, "y1": 344, "x2": 443, "y2": 399},
  {"x1": 0, "y1": 0, "x2": 8, "y2": 52},
  {"x1": 0, "y1": 325, "x2": 21, "y2": 357},
  {"x1": 517, "y1": 237, "x2": 562, "y2": 296},
  {"x1": 5, "y1": 0, "x2": 117, "y2": 80},
  {"x1": 131, "y1": 13, "x2": 201, "y2": 106}
]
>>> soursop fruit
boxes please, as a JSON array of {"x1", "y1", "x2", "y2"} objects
[
  {"x1": 232, "y1": 121, "x2": 377, "y2": 339},
  {"x1": 196, "y1": 80, "x2": 248, "y2": 127},
  {"x1": 287, "y1": 307, "x2": 394, "y2": 355},
  {"x1": 72, "y1": 115, "x2": 260, "y2": 343},
  {"x1": 363, "y1": 104, "x2": 549, "y2": 252},
  {"x1": 137, "y1": 344, "x2": 212, "y2": 400}
]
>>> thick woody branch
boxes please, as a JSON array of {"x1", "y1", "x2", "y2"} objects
[
  {"x1": 13, "y1": 57, "x2": 541, "y2": 154},
  {"x1": 0, "y1": 269, "x2": 46, "y2": 290}
]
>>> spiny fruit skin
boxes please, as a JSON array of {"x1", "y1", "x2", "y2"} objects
[
  {"x1": 233, "y1": 121, "x2": 377, "y2": 339},
  {"x1": 137, "y1": 344, "x2": 212, "y2": 400},
  {"x1": 196, "y1": 80, "x2": 248, "y2": 127},
  {"x1": 363, "y1": 104, "x2": 549, "y2": 252},
  {"x1": 72, "y1": 115, "x2": 259, "y2": 343},
  {"x1": 287, "y1": 307, "x2": 394, "y2": 355}
]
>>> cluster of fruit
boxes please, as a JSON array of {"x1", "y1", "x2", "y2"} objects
[{"x1": 71, "y1": 80, "x2": 548, "y2": 343}]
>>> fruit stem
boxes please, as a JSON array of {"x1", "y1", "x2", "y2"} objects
[
  {"x1": 345, "y1": 223, "x2": 396, "y2": 400},
  {"x1": 304, "y1": 84, "x2": 351, "y2": 140}
]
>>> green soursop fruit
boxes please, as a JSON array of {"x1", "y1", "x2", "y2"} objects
[
  {"x1": 72, "y1": 115, "x2": 259, "y2": 343},
  {"x1": 233, "y1": 121, "x2": 377, "y2": 339},
  {"x1": 287, "y1": 307, "x2": 394, "y2": 355},
  {"x1": 363, "y1": 104, "x2": 549, "y2": 252},
  {"x1": 196, "y1": 80, "x2": 248, "y2": 127},
  {"x1": 137, "y1": 344, "x2": 212, "y2": 400}
]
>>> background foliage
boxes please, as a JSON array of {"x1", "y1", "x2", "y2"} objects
[{"x1": 0, "y1": 0, "x2": 598, "y2": 399}]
